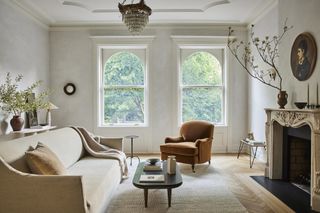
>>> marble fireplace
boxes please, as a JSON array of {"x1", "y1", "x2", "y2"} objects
[{"x1": 265, "y1": 108, "x2": 320, "y2": 211}]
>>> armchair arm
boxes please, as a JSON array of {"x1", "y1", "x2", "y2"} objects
[
  {"x1": 0, "y1": 158, "x2": 87, "y2": 213},
  {"x1": 194, "y1": 138, "x2": 212, "y2": 146},
  {"x1": 165, "y1": 136, "x2": 185, "y2": 143},
  {"x1": 195, "y1": 138, "x2": 213, "y2": 163},
  {"x1": 100, "y1": 137, "x2": 123, "y2": 151}
]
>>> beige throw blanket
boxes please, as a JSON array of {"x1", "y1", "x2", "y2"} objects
[{"x1": 72, "y1": 127, "x2": 128, "y2": 179}]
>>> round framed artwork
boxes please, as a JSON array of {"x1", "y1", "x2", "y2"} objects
[
  {"x1": 63, "y1": 83, "x2": 76, "y2": 95},
  {"x1": 290, "y1": 32, "x2": 317, "y2": 81}
]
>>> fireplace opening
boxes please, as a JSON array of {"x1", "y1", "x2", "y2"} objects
[{"x1": 282, "y1": 125, "x2": 311, "y2": 194}]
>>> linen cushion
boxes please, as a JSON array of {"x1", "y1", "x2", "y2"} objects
[{"x1": 25, "y1": 142, "x2": 66, "y2": 175}]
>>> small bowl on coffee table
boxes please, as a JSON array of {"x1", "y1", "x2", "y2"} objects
[{"x1": 146, "y1": 158, "x2": 160, "y2": 165}]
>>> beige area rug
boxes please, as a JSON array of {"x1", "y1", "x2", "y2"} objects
[{"x1": 106, "y1": 161, "x2": 248, "y2": 213}]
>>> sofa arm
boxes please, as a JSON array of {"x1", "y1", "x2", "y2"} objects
[
  {"x1": 100, "y1": 137, "x2": 123, "y2": 151},
  {"x1": 0, "y1": 158, "x2": 87, "y2": 213}
]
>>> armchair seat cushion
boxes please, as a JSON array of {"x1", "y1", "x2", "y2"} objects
[{"x1": 160, "y1": 142, "x2": 198, "y2": 156}]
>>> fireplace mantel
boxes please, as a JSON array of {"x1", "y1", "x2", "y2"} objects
[{"x1": 265, "y1": 108, "x2": 320, "y2": 211}]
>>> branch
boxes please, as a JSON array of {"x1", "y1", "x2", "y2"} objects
[
  {"x1": 227, "y1": 22, "x2": 293, "y2": 92},
  {"x1": 229, "y1": 48, "x2": 281, "y2": 91}
]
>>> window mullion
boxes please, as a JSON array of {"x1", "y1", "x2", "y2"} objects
[
  {"x1": 181, "y1": 85, "x2": 222, "y2": 89},
  {"x1": 104, "y1": 85, "x2": 145, "y2": 89}
]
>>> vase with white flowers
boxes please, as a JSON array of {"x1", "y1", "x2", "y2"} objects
[
  {"x1": 0, "y1": 73, "x2": 49, "y2": 131},
  {"x1": 227, "y1": 21, "x2": 293, "y2": 109}
]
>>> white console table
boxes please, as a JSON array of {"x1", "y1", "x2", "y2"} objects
[
  {"x1": 11, "y1": 126, "x2": 57, "y2": 136},
  {"x1": 0, "y1": 126, "x2": 57, "y2": 142}
]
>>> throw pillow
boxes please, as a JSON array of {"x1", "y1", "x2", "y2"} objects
[{"x1": 25, "y1": 142, "x2": 66, "y2": 175}]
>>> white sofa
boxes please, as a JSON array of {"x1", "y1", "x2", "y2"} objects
[{"x1": 0, "y1": 127, "x2": 123, "y2": 213}]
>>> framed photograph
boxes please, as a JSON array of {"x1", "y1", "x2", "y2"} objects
[
  {"x1": 290, "y1": 32, "x2": 317, "y2": 81},
  {"x1": 26, "y1": 93, "x2": 38, "y2": 128}
]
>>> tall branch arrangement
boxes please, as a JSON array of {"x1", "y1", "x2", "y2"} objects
[
  {"x1": 0, "y1": 73, "x2": 49, "y2": 116},
  {"x1": 227, "y1": 22, "x2": 293, "y2": 91}
]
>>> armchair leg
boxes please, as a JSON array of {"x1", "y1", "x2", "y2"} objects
[
  {"x1": 208, "y1": 160, "x2": 211, "y2": 165},
  {"x1": 192, "y1": 164, "x2": 195, "y2": 173}
]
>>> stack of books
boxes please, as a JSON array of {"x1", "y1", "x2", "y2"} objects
[
  {"x1": 143, "y1": 162, "x2": 162, "y2": 172},
  {"x1": 140, "y1": 174, "x2": 165, "y2": 183}
]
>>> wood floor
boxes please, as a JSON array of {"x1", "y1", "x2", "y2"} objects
[{"x1": 136, "y1": 153, "x2": 295, "y2": 213}]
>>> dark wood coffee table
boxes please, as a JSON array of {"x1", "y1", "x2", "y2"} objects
[{"x1": 132, "y1": 161, "x2": 183, "y2": 207}]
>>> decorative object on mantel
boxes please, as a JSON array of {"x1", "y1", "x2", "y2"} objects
[
  {"x1": 0, "y1": 73, "x2": 49, "y2": 131},
  {"x1": 307, "y1": 83, "x2": 310, "y2": 107},
  {"x1": 46, "y1": 102, "x2": 59, "y2": 126},
  {"x1": 317, "y1": 83, "x2": 320, "y2": 109},
  {"x1": 63, "y1": 83, "x2": 76, "y2": 95},
  {"x1": 290, "y1": 32, "x2": 317, "y2": 81},
  {"x1": 227, "y1": 20, "x2": 293, "y2": 109},
  {"x1": 294, "y1": 102, "x2": 307, "y2": 109},
  {"x1": 306, "y1": 83, "x2": 320, "y2": 109},
  {"x1": 118, "y1": 0, "x2": 152, "y2": 35}
]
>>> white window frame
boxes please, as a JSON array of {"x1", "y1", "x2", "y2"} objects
[
  {"x1": 91, "y1": 36, "x2": 154, "y2": 128},
  {"x1": 171, "y1": 36, "x2": 229, "y2": 127},
  {"x1": 101, "y1": 49, "x2": 147, "y2": 127},
  {"x1": 179, "y1": 49, "x2": 226, "y2": 125}
]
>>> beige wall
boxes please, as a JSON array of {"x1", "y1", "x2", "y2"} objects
[
  {"x1": 0, "y1": 0, "x2": 50, "y2": 135},
  {"x1": 49, "y1": 25, "x2": 249, "y2": 153}
]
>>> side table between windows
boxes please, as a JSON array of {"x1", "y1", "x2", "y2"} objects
[
  {"x1": 237, "y1": 139, "x2": 266, "y2": 168},
  {"x1": 125, "y1": 135, "x2": 140, "y2": 166}
]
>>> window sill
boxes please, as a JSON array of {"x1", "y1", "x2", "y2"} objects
[{"x1": 98, "y1": 124, "x2": 148, "y2": 128}]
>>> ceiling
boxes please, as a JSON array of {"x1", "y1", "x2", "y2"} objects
[{"x1": 13, "y1": 0, "x2": 277, "y2": 26}]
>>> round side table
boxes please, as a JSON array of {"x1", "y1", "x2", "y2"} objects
[{"x1": 125, "y1": 135, "x2": 140, "y2": 166}]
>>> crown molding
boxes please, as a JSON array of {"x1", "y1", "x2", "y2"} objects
[
  {"x1": 7, "y1": 0, "x2": 52, "y2": 29},
  {"x1": 50, "y1": 22, "x2": 247, "y2": 32},
  {"x1": 63, "y1": 0, "x2": 230, "y2": 13},
  {"x1": 245, "y1": 0, "x2": 278, "y2": 26}
]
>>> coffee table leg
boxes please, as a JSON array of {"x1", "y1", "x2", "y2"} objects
[
  {"x1": 167, "y1": 188, "x2": 172, "y2": 207},
  {"x1": 144, "y1": 189, "x2": 148, "y2": 208}
]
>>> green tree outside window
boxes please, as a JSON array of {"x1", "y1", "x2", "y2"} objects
[
  {"x1": 104, "y1": 51, "x2": 145, "y2": 125},
  {"x1": 181, "y1": 51, "x2": 223, "y2": 124}
]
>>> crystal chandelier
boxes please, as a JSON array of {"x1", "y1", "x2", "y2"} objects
[{"x1": 118, "y1": 0, "x2": 152, "y2": 35}]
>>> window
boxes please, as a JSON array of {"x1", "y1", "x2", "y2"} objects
[
  {"x1": 102, "y1": 50, "x2": 147, "y2": 126},
  {"x1": 180, "y1": 50, "x2": 225, "y2": 125}
]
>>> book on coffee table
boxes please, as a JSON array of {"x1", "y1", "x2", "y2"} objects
[{"x1": 140, "y1": 175, "x2": 165, "y2": 183}]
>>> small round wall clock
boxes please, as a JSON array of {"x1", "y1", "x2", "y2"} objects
[{"x1": 63, "y1": 83, "x2": 76, "y2": 95}]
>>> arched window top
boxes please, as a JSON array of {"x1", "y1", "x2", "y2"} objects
[
  {"x1": 182, "y1": 51, "x2": 222, "y2": 85},
  {"x1": 104, "y1": 51, "x2": 144, "y2": 86}
]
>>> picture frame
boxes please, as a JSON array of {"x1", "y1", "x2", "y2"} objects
[
  {"x1": 26, "y1": 93, "x2": 38, "y2": 128},
  {"x1": 290, "y1": 32, "x2": 317, "y2": 81}
]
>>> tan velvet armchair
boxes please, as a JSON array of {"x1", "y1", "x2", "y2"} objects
[{"x1": 160, "y1": 120, "x2": 214, "y2": 172}]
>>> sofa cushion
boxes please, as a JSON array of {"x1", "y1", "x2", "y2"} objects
[
  {"x1": 25, "y1": 142, "x2": 66, "y2": 175},
  {"x1": 0, "y1": 128, "x2": 85, "y2": 173},
  {"x1": 67, "y1": 156, "x2": 121, "y2": 213},
  {"x1": 160, "y1": 142, "x2": 198, "y2": 156}
]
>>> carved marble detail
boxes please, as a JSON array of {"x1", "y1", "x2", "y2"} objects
[
  {"x1": 314, "y1": 171, "x2": 320, "y2": 194},
  {"x1": 274, "y1": 111, "x2": 308, "y2": 127},
  {"x1": 265, "y1": 109, "x2": 320, "y2": 211}
]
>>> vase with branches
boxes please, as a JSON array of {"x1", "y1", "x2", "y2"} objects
[
  {"x1": 0, "y1": 73, "x2": 49, "y2": 131},
  {"x1": 227, "y1": 21, "x2": 293, "y2": 108}
]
